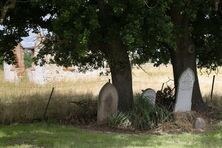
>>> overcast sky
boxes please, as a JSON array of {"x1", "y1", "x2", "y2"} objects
[
  {"x1": 0, "y1": 25, "x2": 37, "y2": 48},
  {"x1": 21, "y1": 31, "x2": 36, "y2": 48}
]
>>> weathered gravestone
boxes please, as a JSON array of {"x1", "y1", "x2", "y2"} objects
[
  {"x1": 141, "y1": 88, "x2": 156, "y2": 105},
  {"x1": 97, "y1": 82, "x2": 118, "y2": 124},
  {"x1": 174, "y1": 68, "x2": 195, "y2": 112},
  {"x1": 3, "y1": 62, "x2": 19, "y2": 82},
  {"x1": 27, "y1": 65, "x2": 46, "y2": 85},
  {"x1": 194, "y1": 117, "x2": 206, "y2": 129}
]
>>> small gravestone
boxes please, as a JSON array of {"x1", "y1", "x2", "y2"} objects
[
  {"x1": 141, "y1": 88, "x2": 156, "y2": 105},
  {"x1": 174, "y1": 68, "x2": 195, "y2": 112},
  {"x1": 194, "y1": 117, "x2": 206, "y2": 129},
  {"x1": 97, "y1": 82, "x2": 118, "y2": 124}
]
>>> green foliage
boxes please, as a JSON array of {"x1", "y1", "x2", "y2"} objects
[
  {"x1": 1, "y1": 0, "x2": 222, "y2": 70},
  {"x1": 130, "y1": 95, "x2": 172, "y2": 130},
  {"x1": 24, "y1": 51, "x2": 33, "y2": 68},
  {"x1": 109, "y1": 95, "x2": 173, "y2": 130},
  {"x1": 28, "y1": 0, "x2": 174, "y2": 70},
  {"x1": 0, "y1": 0, "x2": 54, "y2": 63},
  {"x1": 107, "y1": 112, "x2": 130, "y2": 128}
]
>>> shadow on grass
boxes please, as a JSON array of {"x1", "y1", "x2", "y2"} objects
[
  {"x1": 0, "y1": 92, "x2": 97, "y2": 124},
  {"x1": 0, "y1": 123, "x2": 222, "y2": 148}
]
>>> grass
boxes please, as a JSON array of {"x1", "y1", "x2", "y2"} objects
[
  {"x1": 0, "y1": 65, "x2": 222, "y2": 147},
  {"x1": 0, "y1": 122, "x2": 222, "y2": 148},
  {"x1": 0, "y1": 64, "x2": 222, "y2": 123}
]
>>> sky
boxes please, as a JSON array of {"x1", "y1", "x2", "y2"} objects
[
  {"x1": 21, "y1": 31, "x2": 36, "y2": 48},
  {"x1": 0, "y1": 25, "x2": 48, "y2": 48}
]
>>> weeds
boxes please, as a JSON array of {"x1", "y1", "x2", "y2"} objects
[
  {"x1": 108, "y1": 95, "x2": 173, "y2": 130},
  {"x1": 108, "y1": 112, "x2": 131, "y2": 128}
]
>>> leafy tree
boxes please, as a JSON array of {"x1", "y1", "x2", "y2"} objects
[
  {"x1": 1, "y1": 0, "x2": 221, "y2": 112},
  {"x1": 133, "y1": 0, "x2": 222, "y2": 111},
  {"x1": 0, "y1": 0, "x2": 171, "y2": 111},
  {"x1": 32, "y1": 0, "x2": 171, "y2": 111},
  {"x1": 168, "y1": 0, "x2": 222, "y2": 111},
  {"x1": 0, "y1": 0, "x2": 53, "y2": 64}
]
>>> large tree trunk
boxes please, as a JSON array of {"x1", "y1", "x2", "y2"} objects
[
  {"x1": 106, "y1": 40, "x2": 134, "y2": 112},
  {"x1": 170, "y1": 43, "x2": 207, "y2": 111},
  {"x1": 95, "y1": 0, "x2": 133, "y2": 112},
  {"x1": 170, "y1": 5, "x2": 207, "y2": 111}
]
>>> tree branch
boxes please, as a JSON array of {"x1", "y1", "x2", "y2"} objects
[{"x1": 0, "y1": 0, "x2": 16, "y2": 23}]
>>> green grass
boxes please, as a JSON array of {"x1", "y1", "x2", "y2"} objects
[{"x1": 0, "y1": 123, "x2": 222, "y2": 148}]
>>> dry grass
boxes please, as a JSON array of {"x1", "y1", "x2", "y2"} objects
[{"x1": 0, "y1": 63, "x2": 222, "y2": 123}]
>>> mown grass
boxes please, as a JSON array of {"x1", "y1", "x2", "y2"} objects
[{"x1": 0, "y1": 122, "x2": 222, "y2": 148}]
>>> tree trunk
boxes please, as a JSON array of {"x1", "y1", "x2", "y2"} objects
[
  {"x1": 106, "y1": 40, "x2": 134, "y2": 112},
  {"x1": 169, "y1": 5, "x2": 207, "y2": 111},
  {"x1": 95, "y1": 0, "x2": 133, "y2": 112},
  {"x1": 168, "y1": 31, "x2": 207, "y2": 111},
  {"x1": 170, "y1": 46, "x2": 207, "y2": 111}
]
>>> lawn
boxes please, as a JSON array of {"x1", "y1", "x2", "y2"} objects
[{"x1": 0, "y1": 123, "x2": 222, "y2": 148}]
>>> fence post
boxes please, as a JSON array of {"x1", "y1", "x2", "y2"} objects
[
  {"x1": 210, "y1": 75, "x2": 216, "y2": 102},
  {"x1": 43, "y1": 87, "x2": 55, "y2": 121}
]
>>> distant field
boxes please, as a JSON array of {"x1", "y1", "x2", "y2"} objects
[{"x1": 0, "y1": 64, "x2": 221, "y2": 123}]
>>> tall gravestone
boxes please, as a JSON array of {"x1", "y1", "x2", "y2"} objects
[
  {"x1": 3, "y1": 62, "x2": 19, "y2": 82},
  {"x1": 97, "y1": 82, "x2": 118, "y2": 124},
  {"x1": 27, "y1": 65, "x2": 46, "y2": 85},
  {"x1": 141, "y1": 88, "x2": 156, "y2": 105},
  {"x1": 174, "y1": 68, "x2": 195, "y2": 112}
]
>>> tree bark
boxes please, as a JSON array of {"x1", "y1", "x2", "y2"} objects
[
  {"x1": 170, "y1": 5, "x2": 207, "y2": 111},
  {"x1": 106, "y1": 40, "x2": 134, "y2": 112},
  {"x1": 170, "y1": 43, "x2": 207, "y2": 111},
  {"x1": 95, "y1": 0, "x2": 134, "y2": 112}
]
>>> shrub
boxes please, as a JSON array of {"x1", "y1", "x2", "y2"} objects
[
  {"x1": 130, "y1": 95, "x2": 172, "y2": 130},
  {"x1": 24, "y1": 51, "x2": 33, "y2": 68},
  {"x1": 108, "y1": 112, "x2": 131, "y2": 129},
  {"x1": 156, "y1": 86, "x2": 175, "y2": 112}
]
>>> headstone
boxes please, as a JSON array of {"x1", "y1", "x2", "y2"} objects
[
  {"x1": 194, "y1": 117, "x2": 206, "y2": 129},
  {"x1": 174, "y1": 68, "x2": 195, "y2": 112},
  {"x1": 3, "y1": 62, "x2": 19, "y2": 82},
  {"x1": 97, "y1": 82, "x2": 118, "y2": 124},
  {"x1": 141, "y1": 88, "x2": 156, "y2": 105},
  {"x1": 27, "y1": 65, "x2": 46, "y2": 85}
]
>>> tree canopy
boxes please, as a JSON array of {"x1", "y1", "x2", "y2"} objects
[{"x1": 0, "y1": 0, "x2": 221, "y2": 111}]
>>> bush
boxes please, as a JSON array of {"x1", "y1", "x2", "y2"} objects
[
  {"x1": 108, "y1": 112, "x2": 131, "y2": 129},
  {"x1": 24, "y1": 51, "x2": 33, "y2": 68},
  {"x1": 108, "y1": 96, "x2": 173, "y2": 130},
  {"x1": 156, "y1": 86, "x2": 175, "y2": 112},
  {"x1": 130, "y1": 95, "x2": 172, "y2": 130}
]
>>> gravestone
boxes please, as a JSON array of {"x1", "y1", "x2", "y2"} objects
[
  {"x1": 174, "y1": 68, "x2": 195, "y2": 112},
  {"x1": 27, "y1": 65, "x2": 46, "y2": 85},
  {"x1": 141, "y1": 88, "x2": 156, "y2": 105},
  {"x1": 97, "y1": 82, "x2": 118, "y2": 124},
  {"x1": 3, "y1": 62, "x2": 19, "y2": 82},
  {"x1": 194, "y1": 117, "x2": 206, "y2": 129}
]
